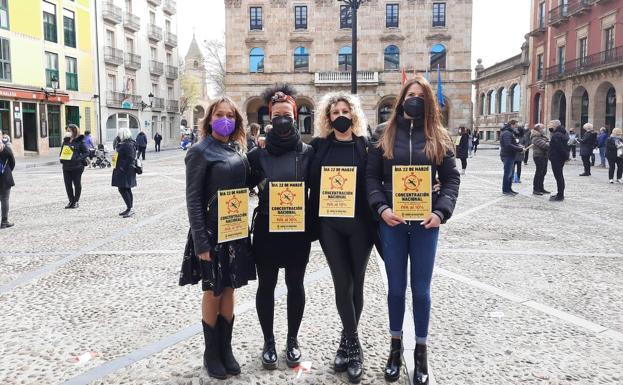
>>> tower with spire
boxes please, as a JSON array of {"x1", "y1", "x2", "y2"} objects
[{"x1": 183, "y1": 34, "x2": 208, "y2": 100}]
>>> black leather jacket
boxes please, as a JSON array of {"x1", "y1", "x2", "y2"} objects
[{"x1": 185, "y1": 135, "x2": 249, "y2": 255}]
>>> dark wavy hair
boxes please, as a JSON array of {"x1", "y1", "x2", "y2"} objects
[
  {"x1": 261, "y1": 83, "x2": 297, "y2": 105},
  {"x1": 200, "y1": 97, "x2": 246, "y2": 151}
]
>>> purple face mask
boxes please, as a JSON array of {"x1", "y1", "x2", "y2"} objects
[{"x1": 212, "y1": 117, "x2": 235, "y2": 137}]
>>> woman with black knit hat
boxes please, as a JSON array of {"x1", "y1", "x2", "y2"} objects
[{"x1": 247, "y1": 84, "x2": 314, "y2": 370}]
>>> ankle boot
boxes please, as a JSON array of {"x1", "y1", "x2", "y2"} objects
[
  {"x1": 413, "y1": 344, "x2": 429, "y2": 385},
  {"x1": 202, "y1": 320, "x2": 227, "y2": 379},
  {"x1": 261, "y1": 335, "x2": 278, "y2": 370},
  {"x1": 384, "y1": 338, "x2": 402, "y2": 382},
  {"x1": 285, "y1": 336, "x2": 302, "y2": 368},
  {"x1": 65, "y1": 201, "x2": 74, "y2": 209},
  {"x1": 346, "y1": 332, "x2": 363, "y2": 384},
  {"x1": 0, "y1": 218, "x2": 14, "y2": 229},
  {"x1": 334, "y1": 330, "x2": 348, "y2": 372},
  {"x1": 217, "y1": 315, "x2": 240, "y2": 375}
]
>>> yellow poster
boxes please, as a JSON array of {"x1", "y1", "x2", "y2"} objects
[
  {"x1": 319, "y1": 166, "x2": 357, "y2": 218},
  {"x1": 269, "y1": 181, "x2": 305, "y2": 232},
  {"x1": 112, "y1": 152, "x2": 118, "y2": 169},
  {"x1": 217, "y1": 188, "x2": 249, "y2": 243},
  {"x1": 60, "y1": 145, "x2": 74, "y2": 161},
  {"x1": 392, "y1": 165, "x2": 432, "y2": 221}
]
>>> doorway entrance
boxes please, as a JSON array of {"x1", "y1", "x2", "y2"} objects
[{"x1": 22, "y1": 102, "x2": 38, "y2": 152}]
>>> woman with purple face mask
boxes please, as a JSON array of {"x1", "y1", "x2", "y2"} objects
[{"x1": 182, "y1": 97, "x2": 255, "y2": 380}]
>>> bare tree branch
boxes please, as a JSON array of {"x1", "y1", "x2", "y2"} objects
[{"x1": 203, "y1": 36, "x2": 226, "y2": 97}]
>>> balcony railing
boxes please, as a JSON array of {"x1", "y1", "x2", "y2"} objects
[
  {"x1": 123, "y1": 12, "x2": 140, "y2": 31},
  {"x1": 46, "y1": 69, "x2": 59, "y2": 88},
  {"x1": 104, "y1": 46, "x2": 124, "y2": 66},
  {"x1": 102, "y1": 2, "x2": 122, "y2": 24},
  {"x1": 314, "y1": 71, "x2": 379, "y2": 85},
  {"x1": 548, "y1": 3, "x2": 569, "y2": 26},
  {"x1": 164, "y1": 32, "x2": 177, "y2": 47},
  {"x1": 149, "y1": 60, "x2": 164, "y2": 76},
  {"x1": 124, "y1": 52, "x2": 141, "y2": 70},
  {"x1": 106, "y1": 91, "x2": 141, "y2": 109},
  {"x1": 163, "y1": 0, "x2": 176, "y2": 14},
  {"x1": 147, "y1": 0, "x2": 162, "y2": 5},
  {"x1": 568, "y1": 0, "x2": 593, "y2": 16},
  {"x1": 529, "y1": 25, "x2": 546, "y2": 37},
  {"x1": 544, "y1": 45, "x2": 623, "y2": 81},
  {"x1": 165, "y1": 65, "x2": 178, "y2": 79},
  {"x1": 148, "y1": 24, "x2": 163, "y2": 41},
  {"x1": 167, "y1": 99, "x2": 179, "y2": 113},
  {"x1": 152, "y1": 97, "x2": 165, "y2": 110}
]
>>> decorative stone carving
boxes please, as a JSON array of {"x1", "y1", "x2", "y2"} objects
[
  {"x1": 380, "y1": 34, "x2": 406, "y2": 42},
  {"x1": 426, "y1": 33, "x2": 452, "y2": 41},
  {"x1": 271, "y1": 0, "x2": 287, "y2": 7},
  {"x1": 245, "y1": 37, "x2": 268, "y2": 45},
  {"x1": 290, "y1": 35, "x2": 314, "y2": 43},
  {"x1": 225, "y1": 0, "x2": 241, "y2": 8}
]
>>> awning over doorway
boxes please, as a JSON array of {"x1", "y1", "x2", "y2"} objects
[{"x1": 0, "y1": 85, "x2": 69, "y2": 104}]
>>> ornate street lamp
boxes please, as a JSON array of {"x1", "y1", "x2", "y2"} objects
[
  {"x1": 139, "y1": 92, "x2": 154, "y2": 111},
  {"x1": 338, "y1": 0, "x2": 366, "y2": 94}
]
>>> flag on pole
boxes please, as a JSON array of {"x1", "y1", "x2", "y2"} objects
[
  {"x1": 401, "y1": 66, "x2": 407, "y2": 85},
  {"x1": 437, "y1": 64, "x2": 445, "y2": 108}
]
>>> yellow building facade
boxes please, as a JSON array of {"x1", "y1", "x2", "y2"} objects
[{"x1": 0, "y1": 0, "x2": 96, "y2": 157}]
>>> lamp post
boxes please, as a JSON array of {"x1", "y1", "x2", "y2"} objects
[{"x1": 339, "y1": 0, "x2": 366, "y2": 94}]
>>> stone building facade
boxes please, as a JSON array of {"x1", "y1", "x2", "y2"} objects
[
  {"x1": 473, "y1": 41, "x2": 530, "y2": 142},
  {"x1": 224, "y1": 0, "x2": 473, "y2": 140},
  {"x1": 180, "y1": 35, "x2": 211, "y2": 134},
  {"x1": 527, "y1": 0, "x2": 623, "y2": 132}
]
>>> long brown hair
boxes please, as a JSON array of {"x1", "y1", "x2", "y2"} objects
[
  {"x1": 379, "y1": 76, "x2": 453, "y2": 165},
  {"x1": 67, "y1": 124, "x2": 79, "y2": 140},
  {"x1": 200, "y1": 97, "x2": 246, "y2": 152}
]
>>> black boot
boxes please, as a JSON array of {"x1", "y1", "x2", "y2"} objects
[
  {"x1": 384, "y1": 338, "x2": 402, "y2": 382},
  {"x1": 285, "y1": 336, "x2": 302, "y2": 368},
  {"x1": 261, "y1": 335, "x2": 278, "y2": 370},
  {"x1": 65, "y1": 201, "x2": 74, "y2": 209},
  {"x1": 217, "y1": 315, "x2": 240, "y2": 375},
  {"x1": 0, "y1": 218, "x2": 14, "y2": 229},
  {"x1": 346, "y1": 332, "x2": 363, "y2": 384},
  {"x1": 334, "y1": 330, "x2": 348, "y2": 372},
  {"x1": 202, "y1": 320, "x2": 227, "y2": 379},
  {"x1": 413, "y1": 344, "x2": 429, "y2": 385}
]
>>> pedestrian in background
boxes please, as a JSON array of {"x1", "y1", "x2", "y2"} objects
[
  {"x1": 531, "y1": 123, "x2": 550, "y2": 195},
  {"x1": 578, "y1": 123, "x2": 597, "y2": 176},
  {"x1": 112, "y1": 127, "x2": 137, "y2": 218},
  {"x1": 522, "y1": 124, "x2": 531, "y2": 165},
  {"x1": 456, "y1": 126, "x2": 469, "y2": 175},
  {"x1": 472, "y1": 130, "x2": 480, "y2": 155},
  {"x1": 548, "y1": 120, "x2": 569, "y2": 201},
  {"x1": 247, "y1": 123, "x2": 260, "y2": 152},
  {"x1": 60, "y1": 124, "x2": 89, "y2": 209},
  {"x1": 500, "y1": 120, "x2": 524, "y2": 195},
  {"x1": 84, "y1": 130, "x2": 96, "y2": 165},
  {"x1": 468, "y1": 128, "x2": 474, "y2": 158},
  {"x1": 568, "y1": 129, "x2": 578, "y2": 160},
  {"x1": 154, "y1": 131, "x2": 162, "y2": 152},
  {"x1": 597, "y1": 127, "x2": 608, "y2": 168},
  {"x1": 512, "y1": 126, "x2": 525, "y2": 183},
  {"x1": 0, "y1": 139, "x2": 15, "y2": 229},
  {"x1": 1, "y1": 131, "x2": 10, "y2": 148},
  {"x1": 605, "y1": 128, "x2": 623, "y2": 183},
  {"x1": 136, "y1": 130, "x2": 148, "y2": 160}
]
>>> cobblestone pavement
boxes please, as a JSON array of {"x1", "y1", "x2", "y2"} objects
[{"x1": 1, "y1": 148, "x2": 622, "y2": 385}]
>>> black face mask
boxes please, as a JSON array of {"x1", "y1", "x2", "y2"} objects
[
  {"x1": 548, "y1": 127, "x2": 554, "y2": 133},
  {"x1": 331, "y1": 116, "x2": 352, "y2": 133},
  {"x1": 403, "y1": 97, "x2": 425, "y2": 120},
  {"x1": 271, "y1": 116, "x2": 295, "y2": 137}
]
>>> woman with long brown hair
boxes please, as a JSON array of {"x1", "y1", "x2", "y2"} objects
[
  {"x1": 182, "y1": 97, "x2": 253, "y2": 380},
  {"x1": 366, "y1": 77, "x2": 460, "y2": 384}
]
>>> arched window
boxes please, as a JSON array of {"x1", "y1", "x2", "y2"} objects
[
  {"x1": 430, "y1": 43, "x2": 446, "y2": 69},
  {"x1": 479, "y1": 93, "x2": 486, "y2": 116},
  {"x1": 249, "y1": 47, "x2": 265, "y2": 73},
  {"x1": 294, "y1": 46, "x2": 309, "y2": 72},
  {"x1": 384, "y1": 45, "x2": 400, "y2": 71},
  {"x1": 510, "y1": 84, "x2": 521, "y2": 112},
  {"x1": 488, "y1": 90, "x2": 495, "y2": 115},
  {"x1": 338, "y1": 46, "x2": 352, "y2": 71},
  {"x1": 498, "y1": 88, "x2": 507, "y2": 113},
  {"x1": 378, "y1": 104, "x2": 392, "y2": 124},
  {"x1": 581, "y1": 90, "x2": 589, "y2": 126}
]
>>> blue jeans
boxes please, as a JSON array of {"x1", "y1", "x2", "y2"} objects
[
  {"x1": 501, "y1": 156, "x2": 515, "y2": 192},
  {"x1": 380, "y1": 222, "x2": 439, "y2": 339},
  {"x1": 599, "y1": 147, "x2": 606, "y2": 166}
]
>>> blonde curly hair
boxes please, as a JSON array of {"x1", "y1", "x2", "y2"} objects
[{"x1": 314, "y1": 92, "x2": 368, "y2": 138}]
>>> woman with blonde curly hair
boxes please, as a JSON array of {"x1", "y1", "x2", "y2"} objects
[{"x1": 308, "y1": 91, "x2": 375, "y2": 383}]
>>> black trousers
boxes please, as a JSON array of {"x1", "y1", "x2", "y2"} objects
[
  {"x1": 155, "y1": 142, "x2": 161, "y2": 152},
  {"x1": 550, "y1": 160, "x2": 565, "y2": 198},
  {"x1": 533, "y1": 156, "x2": 548, "y2": 192},
  {"x1": 473, "y1": 144, "x2": 478, "y2": 154},
  {"x1": 0, "y1": 186, "x2": 10, "y2": 220},
  {"x1": 319, "y1": 218, "x2": 373, "y2": 335},
  {"x1": 607, "y1": 156, "x2": 623, "y2": 180},
  {"x1": 458, "y1": 157, "x2": 467, "y2": 170},
  {"x1": 581, "y1": 155, "x2": 591, "y2": 174},
  {"x1": 63, "y1": 168, "x2": 84, "y2": 203},
  {"x1": 118, "y1": 187, "x2": 133, "y2": 209},
  {"x1": 523, "y1": 149, "x2": 530, "y2": 164},
  {"x1": 513, "y1": 161, "x2": 522, "y2": 180},
  {"x1": 256, "y1": 262, "x2": 306, "y2": 340},
  {"x1": 137, "y1": 146, "x2": 146, "y2": 160},
  {"x1": 570, "y1": 145, "x2": 576, "y2": 158}
]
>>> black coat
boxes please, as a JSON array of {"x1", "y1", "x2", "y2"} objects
[
  {"x1": 111, "y1": 139, "x2": 137, "y2": 189},
  {"x1": 0, "y1": 145, "x2": 15, "y2": 188},
  {"x1": 549, "y1": 127, "x2": 570, "y2": 162},
  {"x1": 60, "y1": 135, "x2": 89, "y2": 170},
  {"x1": 154, "y1": 133, "x2": 163, "y2": 143},
  {"x1": 499, "y1": 125, "x2": 523, "y2": 159},
  {"x1": 366, "y1": 115, "x2": 461, "y2": 223},
  {"x1": 136, "y1": 132, "x2": 148, "y2": 147},
  {"x1": 456, "y1": 133, "x2": 469, "y2": 159},
  {"x1": 578, "y1": 131, "x2": 597, "y2": 157},
  {"x1": 605, "y1": 136, "x2": 622, "y2": 159}
]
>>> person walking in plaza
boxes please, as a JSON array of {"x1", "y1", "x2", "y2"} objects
[
  {"x1": 247, "y1": 85, "x2": 314, "y2": 370},
  {"x1": 456, "y1": 126, "x2": 469, "y2": 175},
  {"x1": 597, "y1": 127, "x2": 608, "y2": 168},
  {"x1": 512, "y1": 126, "x2": 526, "y2": 183},
  {"x1": 247, "y1": 123, "x2": 260, "y2": 152},
  {"x1": 499, "y1": 120, "x2": 523, "y2": 195},
  {"x1": 548, "y1": 120, "x2": 569, "y2": 201},
  {"x1": 531, "y1": 124, "x2": 550, "y2": 195},
  {"x1": 605, "y1": 128, "x2": 623, "y2": 183},
  {"x1": 467, "y1": 128, "x2": 474, "y2": 158},
  {"x1": 153, "y1": 131, "x2": 162, "y2": 152},
  {"x1": 308, "y1": 92, "x2": 375, "y2": 383},
  {"x1": 568, "y1": 129, "x2": 578, "y2": 160},
  {"x1": 578, "y1": 123, "x2": 597, "y2": 176},
  {"x1": 60, "y1": 124, "x2": 89, "y2": 209},
  {"x1": 522, "y1": 124, "x2": 531, "y2": 165},
  {"x1": 84, "y1": 130, "x2": 96, "y2": 165},
  {"x1": 111, "y1": 128, "x2": 138, "y2": 218},
  {"x1": 181, "y1": 97, "x2": 253, "y2": 380},
  {"x1": 472, "y1": 130, "x2": 480, "y2": 155},
  {"x1": 0, "y1": 140, "x2": 15, "y2": 228},
  {"x1": 135, "y1": 130, "x2": 148, "y2": 160},
  {"x1": 366, "y1": 77, "x2": 460, "y2": 385}
]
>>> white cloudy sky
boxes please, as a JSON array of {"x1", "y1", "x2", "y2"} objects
[{"x1": 177, "y1": 0, "x2": 530, "y2": 72}]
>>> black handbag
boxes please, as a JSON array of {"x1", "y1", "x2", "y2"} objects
[{"x1": 179, "y1": 229, "x2": 201, "y2": 286}]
